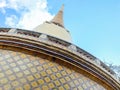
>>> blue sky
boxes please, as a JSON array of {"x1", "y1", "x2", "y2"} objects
[{"x1": 0, "y1": 0, "x2": 120, "y2": 65}]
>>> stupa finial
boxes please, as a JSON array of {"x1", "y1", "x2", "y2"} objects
[{"x1": 51, "y1": 4, "x2": 64, "y2": 28}]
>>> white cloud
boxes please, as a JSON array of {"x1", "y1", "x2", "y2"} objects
[
  {"x1": 1, "y1": 0, "x2": 54, "y2": 30},
  {"x1": 0, "y1": 0, "x2": 7, "y2": 13},
  {"x1": 5, "y1": 15, "x2": 18, "y2": 27},
  {"x1": 17, "y1": 8, "x2": 53, "y2": 29},
  {"x1": 0, "y1": 0, "x2": 6, "y2": 8}
]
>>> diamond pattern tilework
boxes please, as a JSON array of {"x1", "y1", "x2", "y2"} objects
[{"x1": 0, "y1": 49, "x2": 106, "y2": 90}]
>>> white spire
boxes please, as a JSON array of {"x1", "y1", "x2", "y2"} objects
[{"x1": 34, "y1": 4, "x2": 72, "y2": 42}]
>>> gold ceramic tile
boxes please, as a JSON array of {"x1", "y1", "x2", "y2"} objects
[
  {"x1": 46, "y1": 69, "x2": 52, "y2": 74},
  {"x1": 0, "y1": 78, "x2": 8, "y2": 84},
  {"x1": 5, "y1": 70, "x2": 13, "y2": 75},
  {"x1": 5, "y1": 54, "x2": 10, "y2": 58},
  {"x1": 54, "y1": 80, "x2": 60, "y2": 86},
  {"x1": 31, "y1": 81, "x2": 38, "y2": 87},
  {"x1": 74, "y1": 80, "x2": 79, "y2": 86},
  {"x1": 65, "y1": 76, "x2": 71, "y2": 81},
  {"x1": 12, "y1": 81, "x2": 19, "y2": 87},
  {"x1": 43, "y1": 64, "x2": 49, "y2": 69},
  {"x1": 90, "y1": 81, "x2": 94, "y2": 85},
  {"x1": 24, "y1": 84, "x2": 31, "y2": 89},
  {"x1": 24, "y1": 70, "x2": 30, "y2": 75},
  {"x1": 78, "y1": 78, "x2": 83, "y2": 83},
  {"x1": 27, "y1": 63, "x2": 33, "y2": 67},
  {"x1": 74, "y1": 73, "x2": 79, "y2": 78},
  {"x1": 38, "y1": 79, "x2": 44, "y2": 85},
  {"x1": 17, "y1": 60, "x2": 23, "y2": 65},
  {"x1": 48, "y1": 62, "x2": 54, "y2": 67},
  {"x1": 58, "y1": 86, "x2": 64, "y2": 90},
  {"x1": 70, "y1": 74, "x2": 75, "y2": 79},
  {"x1": 1, "y1": 61, "x2": 6, "y2": 65},
  {"x1": 29, "y1": 56, "x2": 36, "y2": 60},
  {"x1": 0, "y1": 73, "x2": 4, "y2": 78},
  {"x1": 50, "y1": 75, "x2": 56, "y2": 80},
  {"x1": 3, "y1": 84, "x2": 11, "y2": 90},
  {"x1": 78, "y1": 86, "x2": 84, "y2": 90},
  {"x1": 30, "y1": 68, "x2": 37, "y2": 73},
  {"x1": 20, "y1": 54, "x2": 26, "y2": 58},
  {"x1": 48, "y1": 83, "x2": 55, "y2": 89},
  {"x1": 57, "y1": 66, "x2": 63, "y2": 71},
  {"x1": 90, "y1": 88, "x2": 94, "y2": 90},
  {"x1": 34, "y1": 73, "x2": 41, "y2": 79},
  {"x1": 39, "y1": 59, "x2": 45, "y2": 64},
  {"x1": 9, "y1": 75, "x2": 16, "y2": 81},
  {"x1": 37, "y1": 66, "x2": 43, "y2": 71},
  {"x1": 0, "y1": 88, "x2": 2, "y2": 90},
  {"x1": 23, "y1": 59, "x2": 29, "y2": 63},
  {"x1": 61, "y1": 71, "x2": 67, "y2": 76},
  {"x1": 86, "y1": 82, "x2": 91, "y2": 87},
  {"x1": 83, "y1": 77, "x2": 87, "y2": 82},
  {"x1": 66, "y1": 69, "x2": 72, "y2": 74},
  {"x1": 7, "y1": 58, "x2": 14, "y2": 63},
  {"x1": 20, "y1": 78, "x2": 27, "y2": 83},
  {"x1": 69, "y1": 82, "x2": 75, "y2": 87},
  {"x1": 41, "y1": 71, "x2": 47, "y2": 77},
  {"x1": 27, "y1": 75, "x2": 34, "y2": 81},
  {"x1": 73, "y1": 88, "x2": 78, "y2": 90},
  {"x1": 13, "y1": 67, "x2": 20, "y2": 72},
  {"x1": 34, "y1": 88, "x2": 41, "y2": 90},
  {"x1": 44, "y1": 77, "x2": 50, "y2": 83},
  {"x1": 10, "y1": 63, "x2": 16, "y2": 67},
  {"x1": 33, "y1": 61, "x2": 39, "y2": 66},
  {"x1": 52, "y1": 67, "x2": 57, "y2": 72},
  {"x1": 20, "y1": 65, "x2": 27, "y2": 70},
  {"x1": 56, "y1": 73, "x2": 62, "y2": 78},
  {"x1": 64, "y1": 84, "x2": 70, "y2": 89},
  {"x1": 16, "y1": 72, "x2": 23, "y2": 78},
  {"x1": 11, "y1": 52, "x2": 17, "y2": 56},
  {"x1": 60, "y1": 78, "x2": 66, "y2": 84},
  {"x1": 14, "y1": 56, "x2": 20, "y2": 60},
  {"x1": 82, "y1": 84, "x2": 87, "y2": 89},
  {"x1": 0, "y1": 57, "x2": 4, "y2": 60},
  {"x1": 42, "y1": 86, "x2": 48, "y2": 90},
  {"x1": 15, "y1": 87, "x2": 23, "y2": 90}
]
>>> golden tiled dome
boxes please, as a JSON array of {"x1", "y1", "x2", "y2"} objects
[{"x1": 0, "y1": 49, "x2": 105, "y2": 90}]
